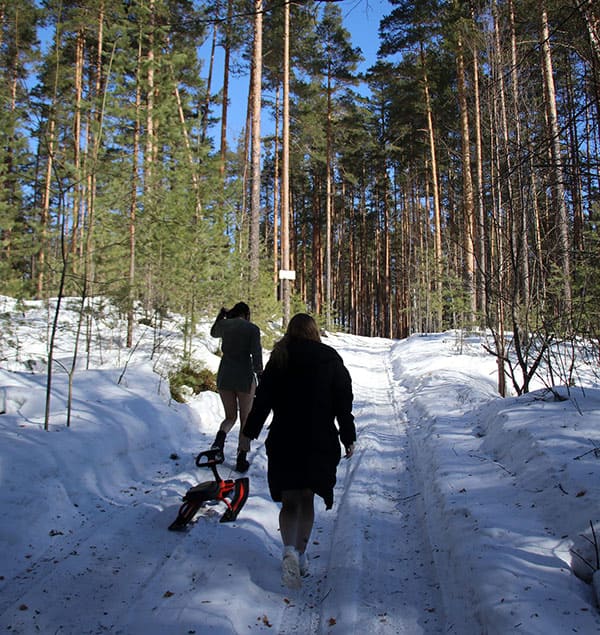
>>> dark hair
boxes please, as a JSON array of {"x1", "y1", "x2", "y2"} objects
[
  {"x1": 227, "y1": 302, "x2": 250, "y2": 320},
  {"x1": 270, "y1": 313, "x2": 320, "y2": 367}
]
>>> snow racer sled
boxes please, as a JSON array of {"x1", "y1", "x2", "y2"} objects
[{"x1": 168, "y1": 448, "x2": 249, "y2": 530}]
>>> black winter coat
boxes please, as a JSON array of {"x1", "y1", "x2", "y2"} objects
[{"x1": 244, "y1": 337, "x2": 356, "y2": 509}]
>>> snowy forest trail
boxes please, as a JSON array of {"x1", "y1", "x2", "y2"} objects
[
  {"x1": 4, "y1": 300, "x2": 600, "y2": 635},
  {"x1": 0, "y1": 334, "x2": 447, "y2": 635}
]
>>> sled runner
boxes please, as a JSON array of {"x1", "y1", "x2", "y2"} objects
[{"x1": 168, "y1": 448, "x2": 249, "y2": 530}]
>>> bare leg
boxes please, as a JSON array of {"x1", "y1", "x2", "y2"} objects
[
  {"x1": 217, "y1": 390, "x2": 238, "y2": 434},
  {"x1": 236, "y1": 379, "x2": 256, "y2": 453},
  {"x1": 280, "y1": 489, "x2": 315, "y2": 554}
]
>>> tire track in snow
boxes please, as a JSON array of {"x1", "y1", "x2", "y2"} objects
[{"x1": 276, "y1": 335, "x2": 445, "y2": 634}]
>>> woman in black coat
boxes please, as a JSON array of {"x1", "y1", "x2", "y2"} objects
[{"x1": 244, "y1": 313, "x2": 356, "y2": 588}]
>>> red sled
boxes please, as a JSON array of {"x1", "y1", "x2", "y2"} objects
[{"x1": 168, "y1": 448, "x2": 249, "y2": 530}]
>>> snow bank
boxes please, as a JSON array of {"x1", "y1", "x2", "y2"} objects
[{"x1": 392, "y1": 332, "x2": 600, "y2": 634}]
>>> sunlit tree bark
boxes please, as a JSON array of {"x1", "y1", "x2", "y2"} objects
[
  {"x1": 249, "y1": 0, "x2": 263, "y2": 290},
  {"x1": 540, "y1": 0, "x2": 572, "y2": 311}
]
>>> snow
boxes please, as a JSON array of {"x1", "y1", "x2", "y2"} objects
[{"x1": 1, "y1": 296, "x2": 599, "y2": 634}]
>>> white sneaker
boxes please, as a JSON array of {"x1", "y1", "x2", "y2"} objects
[
  {"x1": 299, "y1": 552, "x2": 309, "y2": 577},
  {"x1": 282, "y1": 546, "x2": 301, "y2": 589}
]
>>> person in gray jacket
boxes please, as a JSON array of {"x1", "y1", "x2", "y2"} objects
[{"x1": 210, "y1": 302, "x2": 263, "y2": 472}]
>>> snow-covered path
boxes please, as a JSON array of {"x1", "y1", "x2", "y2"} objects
[
  {"x1": 5, "y1": 303, "x2": 600, "y2": 635},
  {"x1": 271, "y1": 335, "x2": 444, "y2": 634},
  {"x1": 0, "y1": 333, "x2": 447, "y2": 635}
]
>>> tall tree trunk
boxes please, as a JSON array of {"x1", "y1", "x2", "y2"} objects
[
  {"x1": 383, "y1": 174, "x2": 392, "y2": 338},
  {"x1": 456, "y1": 33, "x2": 477, "y2": 324},
  {"x1": 576, "y1": 0, "x2": 600, "y2": 122},
  {"x1": 325, "y1": 67, "x2": 333, "y2": 328},
  {"x1": 507, "y1": 0, "x2": 530, "y2": 305},
  {"x1": 1, "y1": 2, "x2": 19, "y2": 268},
  {"x1": 127, "y1": 28, "x2": 143, "y2": 348},
  {"x1": 564, "y1": 64, "x2": 584, "y2": 254},
  {"x1": 420, "y1": 44, "x2": 443, "y2": 331},
  {"x1": 220, "y1": 0, "x2": 234, "y2": 177},
  {"x1": 37, "y1": 116, "x2": 55, "y2": 299},
  {"x1": 471, "y1": 7, "x2": 486, "y2": 324},
  {"x1": 83, "y1": 0, "x2": 107, "y2": 365},
  {"x1": 71, "y1": 28, "x2": 84, "y2": 268},
  {"x1": 578, "y1": 0, "x2": 600, "y2": 62},
  {"x1": 273, "y1": 84, "x2": 280, "y2": 293},
  {"x1": 312, "y1": 179, "x2": 323, "y2": 314},
  {"x1": 493, "y1": 2, "x2": 519, "y2": 307},
  {"x1": 281, "y1": 0, "x2": 291, "y2": 325},
  {"x1": 349, "y1": 186, "x2": 358, "y2": 333},
  {"x1": 540, "y1": 1, "x2": 572, "y2": 312},
  {"x1": 145, "y1": 0, "x2": 156, "y2": 188},
  {"x1": 249, "y1": 0, "x2": 263, "y2": 290},
  {"x1": 168, "y1": 55, "x2": 202, "y2": 218},
  {"x1": 37, "y1": 15, "x2": 62, "y2": 298},
  {"x1": 202, "y1": 19, "x2": 217, "y2": 144}
]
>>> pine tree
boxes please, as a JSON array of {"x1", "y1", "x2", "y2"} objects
[{"x1": 0, "y1": 0, "x2": 40, "y2": 296}]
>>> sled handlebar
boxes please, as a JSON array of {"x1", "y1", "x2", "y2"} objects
[{"x1": 195, "y1": 448, "x2": 225, "y2": 469}]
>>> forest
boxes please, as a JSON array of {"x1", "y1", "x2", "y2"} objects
[{"x1": 1, "y1": 0, "x2": 599, "y2": 395}]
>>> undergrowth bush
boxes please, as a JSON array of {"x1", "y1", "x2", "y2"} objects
[{"x1": 169, "y1": 363, "x2": 217, "y2": 403}]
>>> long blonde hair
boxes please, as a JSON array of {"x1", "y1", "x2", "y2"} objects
[{"x1": 270, "y1": 313, "x2": 320, "y2": 367}]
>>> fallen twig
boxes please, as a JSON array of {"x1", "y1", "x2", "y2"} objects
[
  {"x1": 319, "y1": 587, "x2": 332, "y2": 605},
  {"x1": 574, "y1": 441, "x2": 600, "y2": 461},
  {"x1": 399, "y1": 492, "x2": 420, "y2": 502},
  {"x1": 469, "y1": 453, "x2": 515, "y2": 477}
]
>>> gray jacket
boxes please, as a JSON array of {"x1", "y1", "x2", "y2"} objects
[{"x1": 211, "y1": 317, "x2": 263, "y2": 392}]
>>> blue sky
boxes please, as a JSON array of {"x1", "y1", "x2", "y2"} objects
[
  {"x1": 202, "y1": 0, "x2": 392, "y2": 145},
  {"x1": 341, "y1": 0, "x2": 391, "y2": 72}
]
